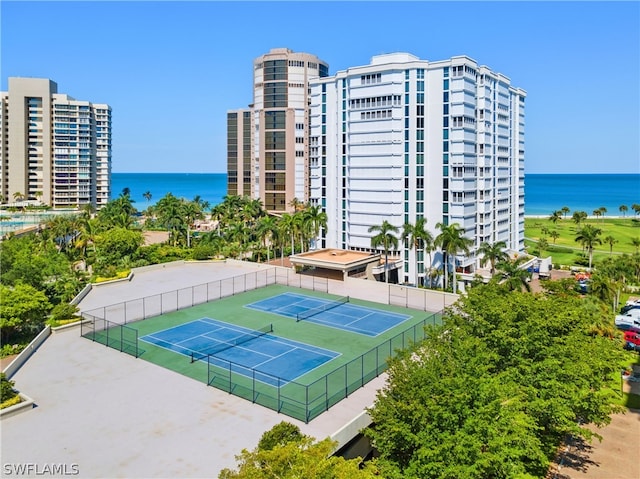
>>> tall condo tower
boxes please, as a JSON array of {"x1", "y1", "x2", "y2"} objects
[
  {"x1": 227, "y1": 48, "x2": 329, "y2": 214},
  {"x1": 309, "y1": 53, "x2": 526, "y2": 284},
  {"x1": 0, "y1": 77, "x2": 112, "y2": 209}
]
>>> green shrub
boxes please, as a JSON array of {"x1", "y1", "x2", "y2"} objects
[
  {"x1": 49, "y1": 303, "x2": 79, "y2": 322},
  {"x1": 574, "y1": 253, "x2": 590, "y2": 267},
  {"x1": 0, "y1": 394, "x2": 22, "y2": 410},
  {"x1": 257, "y1": 422, "x2": 304, "y2": 451},
  {"x1": 94, "y1": 264, "x2": 117, "y2": 279},
  {"x1": 1, "y1": 373, "x2": 17, "y2": 402},
  {"x1": 0, "y1": 343, "x2": 25, "y2": 358},
  {"x1": 192, "y1": 244, "x2": 217, "y2": 260}
]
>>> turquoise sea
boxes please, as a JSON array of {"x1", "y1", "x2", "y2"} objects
[{"x1": 111, "y1": 173, "x2": 640, "y2": 217}]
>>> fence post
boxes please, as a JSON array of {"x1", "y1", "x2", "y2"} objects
[
  {"x1": 344, "y1": 364, "x2": 348, "y2": 397},
  {"x1": 306, "y1": 385, "x2": 310, "y2": 423}
]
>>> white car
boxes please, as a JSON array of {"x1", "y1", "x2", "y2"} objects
[{"x1": 615, "y1": 310, "x2": 640, "y2": 332}]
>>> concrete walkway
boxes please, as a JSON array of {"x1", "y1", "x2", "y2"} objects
[{"x1": 1, "y1": 261, "x2": 385, "y2": 478}]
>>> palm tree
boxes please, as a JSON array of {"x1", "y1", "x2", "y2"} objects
[
  {"x1": 46, "y1": 215, "x2": 77, "y2": 255},
  {"x1": 401, "y1": 218, "x2": 433, "y2": 286},
  {"x1": 561, "y1": 206, "x2": 570, "y2": 219},
  {"x1": 598, "y1": 206, "x2": 607, "y2": 219},
  {"x1": 75, "y1": 217, "x2": 99, "y2": 260},
  {"x1": 434, "y1": 222, "x2": 473, "y2": 293},
  {"x1": 619, "y1": 205, "x2": 628, "y2": 217},
  {"x1": 289, "y1": 197, "x2": 304, "y2": 212},
  {"x1": 572, "y1": 211, "x2": 588, "y2": 227},
  {"x1": 549, "y1": 210, "x2": 562, "y2": 224},
  {"x1": 257, "y1": 215, "x2": 278, "y2": 263},
  {"x1": 279, "y1": 213, "x2": 295, "y2": 261},
  {"x1": 477, "y1": 240, "x2": 509, "y2": 276},
  {"x1": 369, "y1": 220, "x2": 400, "y2": 283},
  {"x1": 12, "y1": 192, "x2": 24, "y2": 204},
  {"x1": 143, "y1": 191, "x2": 152, "y2": 208},
  {"x1": 603, "y1": 235, "x2": 617, "y2": 255},
  {"x1": 305, "y1": 205, "x2": 328, "y2": 250},
  {"x1": 183, "y1": 200, "x2": 204, "y2": 248},
  {"x1": 592, "y1": 209, "x2": 602, "y2": 221},
  {"x1": 155, "y1": 193, "x2": 185, "y2": 247},
  {"x1": 632, "y1": 238, "x2": 640, "y2": 254},
  {"x1": 496, "y1": 257, "x2": 531, "y2": 292},
  {"x1": 293, "y1": 211, "x2": 307, "y2": 253},
  {"x1": 575, "y1": 224, "x2": 602, "y2": 269},
  {"x1": 632, "y1": 204, "x2": 640, "y2": 217},
  {"x1": 588, "y1": 272, "x2": 615, "y2": 312},
  {"x1": 549, "y1": 230, "x2": 560, "y2": 244}
]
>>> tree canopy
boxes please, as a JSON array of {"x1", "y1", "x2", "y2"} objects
[
  {"x1": 365, "y1": 282, "x2": 627, "y2": 479},
  {"x1": 219, "y1": 422, "x2": 378, "y2": 479}
]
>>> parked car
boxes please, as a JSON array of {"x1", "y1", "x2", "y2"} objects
[
  {"x1": 621, "y1": 304, "x2": 640, "y2": 314},
  {"x1": 624, "y1": 331, "x2": 640, "y2": 351},
  {"x1": 615, "y1": 309, "x2": 640, "y2": 332}
]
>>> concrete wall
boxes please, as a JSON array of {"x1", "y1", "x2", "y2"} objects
[{"x1": 2, "y1": 326, "x2": 51, "y2": 379}]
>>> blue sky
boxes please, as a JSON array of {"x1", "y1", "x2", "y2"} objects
[{"x1": 2, "y1": 1, "x2": 639, "y2": 174}]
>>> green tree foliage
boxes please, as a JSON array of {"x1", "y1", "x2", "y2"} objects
[
  {"x1": 478, "y1": 240, "x2": 509, "y2": 276},
  {"x1": 219, "y1": 422, "x2": 378, "y2": 478},
  {"x1": 402, "y1": 218, "x2": 434, "y2": 286},
  {"x1": 256, "y1": 421, "x2": 304, "y2": 451},
  {"x1": 434, "y1": 222, "x2": 473, "y2": 293},
  {"x1": 94, "y1": 227, "x2": 144, "y2": 268},
  {"x1": 574, "y1": 224, "x2": 602, "y2": 269},
  {"x1": 496, "y1": 257, "x2": 532, "y2": 292},
  {"x1": 1, "y1": 373, "x2": 18, "y2": 402},
  {"x1": 0, "y1": 234, "x2": 80, "y2": 304},
  {"x1": 369, "y1": 220, "x2": 399, "y2": 283},
  {"x1": 0, "y1": 283, "x2": 52, "y2": 343},
  {"x1": 366, "y1": 283, "x2": 626, "y2": 479}
]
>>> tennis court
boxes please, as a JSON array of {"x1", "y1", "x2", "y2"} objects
[
  {"x1": 82, "y1": 278, "x2": 442, "y2": 422},
  {"x1": 140, "y1": 318, "x2": 339, "y2": 386},
  {"x1": 245, "y1": 292, "x2": 412, "y2": 336}
]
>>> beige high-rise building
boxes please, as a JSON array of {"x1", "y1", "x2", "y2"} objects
[
  {"x1": 227, "y1": 48, "x2": 328, "y2": 214},
  {"x1": 0, "y1": 77, "x2": 112, "y2": 209},
  {"x1": 226, "y1": 108, "x2": 252, "y2": 198}
]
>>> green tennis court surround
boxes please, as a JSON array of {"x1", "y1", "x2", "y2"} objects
[{"x1": 80, "y1": 269, "x2": 442, "y2": 422}]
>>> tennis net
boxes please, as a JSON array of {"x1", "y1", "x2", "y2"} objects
[
  {"x1": 296, "y1": 296, "x2": 349, "y2": 322},
  {"x1": 191, "y1": 324, "x2": 273, "y2": 363}
]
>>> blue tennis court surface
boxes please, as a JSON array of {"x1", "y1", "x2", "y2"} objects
[
  {"x1": 140, "y1": 318, "x2": 339, "y2": 386},
  {"x1": 246, "y1": 292, "x2": 412, "y2": 337}
]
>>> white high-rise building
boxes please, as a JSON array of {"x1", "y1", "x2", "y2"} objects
[
  {"x1": 0, "y1": 77, "x2": 112, "y2": 209},
  {"x1": 309, "y1": 53, "x2": 526, "y2": 285}
]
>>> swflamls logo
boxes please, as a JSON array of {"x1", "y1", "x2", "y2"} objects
[{"x1": 2, "y1": 463, "x2": 80, "y2": 476}]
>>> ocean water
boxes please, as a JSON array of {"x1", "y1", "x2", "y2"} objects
[
  {"x1": 111, "y1": 173, "x2": 227, "y2": 209},
  {"x1": 111, "y1": 172, "x2": 640, "y2": 216},
  {"x1": 524, "y1": 174, "x2": 640, "y2": 216}
]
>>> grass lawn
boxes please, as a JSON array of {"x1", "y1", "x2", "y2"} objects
[{"x1": 524, "y1": 216, "x2": 640, "y2": 268}]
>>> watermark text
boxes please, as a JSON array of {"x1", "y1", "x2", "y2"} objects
[{"x1": 3, "y1": 463, "x2": 79, "y2": 476}]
